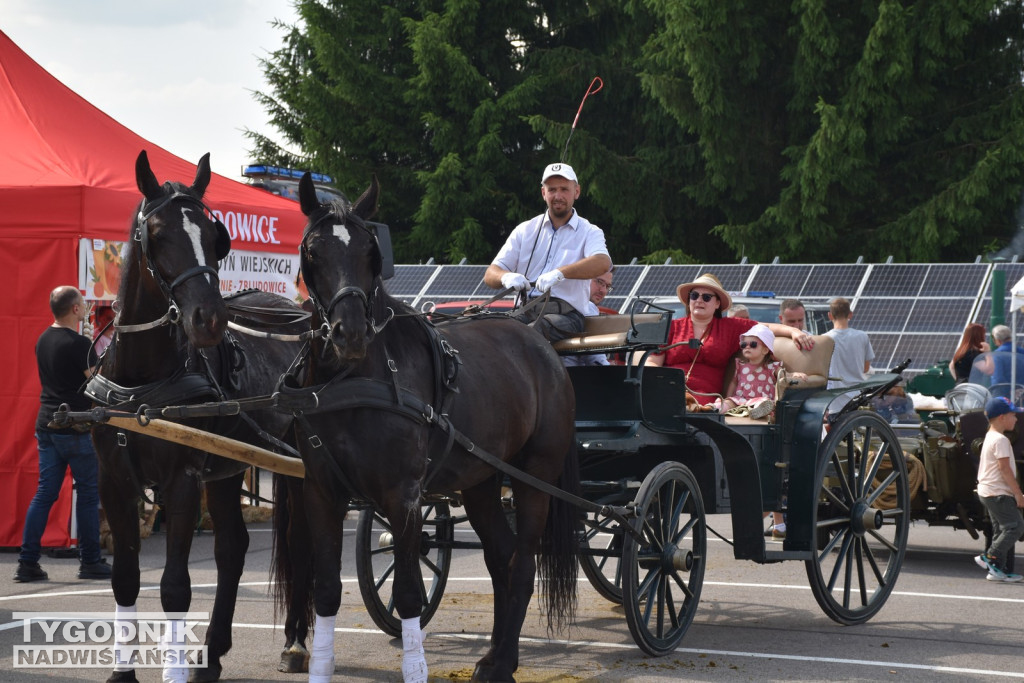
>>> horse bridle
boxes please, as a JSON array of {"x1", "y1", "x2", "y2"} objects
[
  {"x1": 116, "y1": 191, "x2": 226, "y2": 333},
  {"x1": 301, "y1": 211, "x2": 393, "y2": 337}
]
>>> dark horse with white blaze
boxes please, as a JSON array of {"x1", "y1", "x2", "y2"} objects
[
  {"x1": 294, "y1": 172, "x2": 579, "y2": 682},
  {"x1": 89, "y1": 151, "x2": 313, "y2": 683}
]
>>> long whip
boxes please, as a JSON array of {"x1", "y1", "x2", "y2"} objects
[{"x1": 561, "y1": 77, "x2": 603, "y2": 163}]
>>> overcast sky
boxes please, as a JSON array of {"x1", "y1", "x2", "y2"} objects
[{"x1": 4, "y1": 1, "x2": 299, "y2": 180}]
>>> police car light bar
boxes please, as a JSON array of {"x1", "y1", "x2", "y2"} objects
[{"x1": 242, "y1": 165, "x2": 334, "y2": 185}]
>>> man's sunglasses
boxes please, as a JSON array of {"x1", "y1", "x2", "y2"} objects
[
  {"x1": 739, "y1": 341, "x2": 761, "y2": 349},
  {"x1": 689, "y1": 291, "x2": 717, "y2": 302}
]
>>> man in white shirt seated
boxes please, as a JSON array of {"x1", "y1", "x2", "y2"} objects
[{"x1": 484, "y1": 163, "x2": 611, "y2": 342}]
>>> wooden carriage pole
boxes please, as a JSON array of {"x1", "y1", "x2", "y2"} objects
[{"x1": 104, "y1": 416, "x2": 305, "y2": 478}]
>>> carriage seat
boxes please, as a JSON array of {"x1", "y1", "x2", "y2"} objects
[{"x1": 552, "y1": 313, "x2": 670, "y2": 355}]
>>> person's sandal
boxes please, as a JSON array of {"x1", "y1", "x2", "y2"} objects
[{"x1": 748, "y1": 400, "x2": 775, "y2": 420}]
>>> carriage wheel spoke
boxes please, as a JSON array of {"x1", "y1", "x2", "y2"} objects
[
  {"x1": 672, "y1": 514, "x2": 697, "y2": 547},
  {"x1": 419, "y1": 554, "x2": 442, "y2": 578},
  {"x1": 855, "y1": 426, "x2": 873, "y2": 495},
  {"x1": 373, "y1": 561, "x2": 396, "y2": 591},
  {"x1": 863, "y1": 437, "x2": 887, "y2": 488},
  {"x1": 825, "y1": 532, "x2": 854, "y2": 592},
  {"x1": 860, "y1": 536, "x2": 887, "y2": 585},
  {"x1": 830, "y1": 450, "x2": 856, "y2": 505},
  {"x1": 850, "y1": 538, "x2": 867, "y2": 607},
  {"x1": 819, "y1": 484, "x2": 851, "y2": 514}
]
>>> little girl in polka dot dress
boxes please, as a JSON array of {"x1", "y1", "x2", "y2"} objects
[{"x1": 720, "y1": 324, "x2": 785, "y2": 420}]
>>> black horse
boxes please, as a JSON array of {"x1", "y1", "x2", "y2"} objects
[
  {"x1": 90, "y1": 151, "x2": 312, "y2": 683},
  {"x1": 293, "y1": 173, "x2": 579, "y2": 682}
]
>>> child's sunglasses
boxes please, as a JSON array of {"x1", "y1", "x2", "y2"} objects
[
  {"x1": 689, "y1": 291, "x2": 717, "y2": 302},
  {"x1": 739, "y1": 341, "x2": 760, "y2": 349}
]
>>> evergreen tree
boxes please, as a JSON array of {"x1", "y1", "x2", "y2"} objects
[
  {"x1": 640, "y1": 0, "x2": 1024, "y2": 262},
  {"x1": 252, "y1": 1, "x2": 1024, "y2": 264}
]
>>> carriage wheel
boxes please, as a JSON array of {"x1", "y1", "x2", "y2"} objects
[
  {"x1": 579, "y1": 502, "x2": 627, "y2": 604},
  {"x1": 355, "y1": 502, "x2": 453, "y2": 637},
  {"x1": 621, "y1": 462, "x2": 706, "y2": 656},
  {"x1": 805, "y1": 410, "x2": 910, "y2": 625}
]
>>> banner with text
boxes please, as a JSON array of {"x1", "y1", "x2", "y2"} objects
[{"x1": 79, "y1": 239, "x2": 306, "y2": 303}]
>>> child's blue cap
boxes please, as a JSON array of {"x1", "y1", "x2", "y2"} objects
[{"x1": 985, "y1": 396, "x2": 1024, "y2": 419}]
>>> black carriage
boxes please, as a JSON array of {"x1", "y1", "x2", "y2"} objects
[{"x1": 356, "y1": 305, "x2": 914, "y2": 656}]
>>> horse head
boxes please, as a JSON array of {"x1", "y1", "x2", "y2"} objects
[
  {"x1": 132, "y1": 150, "x2": 231, "y2": 347},
  {"x1": 298, "y1": 172, "x2": 381, "y2": 362}
]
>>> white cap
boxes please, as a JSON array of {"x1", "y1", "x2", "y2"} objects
[
  {"x1": 741, "y1": 323, "x2": 775, "y2": 353},
  {"x1": 541, "y1": 163, "x2": 577, "y2": 185}
]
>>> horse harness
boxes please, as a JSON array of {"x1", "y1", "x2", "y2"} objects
[
  {"x1": 280, "y1": 313, "x2": 463, "y2": 499},
  {"x1": 89, "y1": 289, "x2": 311, "y2": 471}
]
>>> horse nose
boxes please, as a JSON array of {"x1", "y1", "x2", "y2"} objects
[
  {"x1": 192, "y1": 304, "x2": 223, "y2": 336},
  {"x1": 330, "y1": 321, "x2": 367, "y2": 359}
]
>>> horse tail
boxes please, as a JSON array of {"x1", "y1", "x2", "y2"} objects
[
  {"x1": 538, "y1": 440, "x2": 580, "y2": 634},
  {"x1": 270, "y1": 472, "x2": 292, "y2": 617},
  {"x1": 270, "y1": 473, "x2": 314, "y2": 631}
]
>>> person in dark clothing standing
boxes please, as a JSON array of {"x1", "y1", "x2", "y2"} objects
[{"x1": 15, "y1": 286, "x2": 110, "y2": 582}]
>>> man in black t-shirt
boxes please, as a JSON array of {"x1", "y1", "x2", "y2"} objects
[{"x1": 15, "y1": 286, "x2": 110, "y2": 583}]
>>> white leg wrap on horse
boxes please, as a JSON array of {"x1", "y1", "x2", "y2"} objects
[
  {"x1": 160, "y1": 619, "x2": 188, "y2": 683},
  {"x1": 113, "y1": 604, "x2": 137, "y2": 672},
  {"x1": 309, "y1": 614, "x2": 337, "y2": 682},
  {"x1": 401, "y1": 617, "x2": 427, "y2": 683}
]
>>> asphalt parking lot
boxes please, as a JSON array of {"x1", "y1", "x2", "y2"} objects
[{"x1": 1, "y1": 511, "x2": 1022, "y2": 682}]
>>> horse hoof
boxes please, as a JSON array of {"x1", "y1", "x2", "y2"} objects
[
  {"x1": 188, "y1": 663, "x2": 222, "y2": 683},
  {"x1": 106, "y1": 672, "x2": 139, "y2": 683},
  {"x1": 471, "y1": 662, "x2": 515, "y2": 682},
  {"x1": 279, "y1": 643, "x2": 310, "y2": 673}
]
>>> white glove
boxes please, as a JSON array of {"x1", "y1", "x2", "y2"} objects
[
  {"x1": 535, "y1": 269, "x2": 565, "y2": 293},
  {"x1": 82, "y1": 321, "x2": 94, "y2": 337},
  {"x1": 500, "y1": 272, "x2": 530, "y2": 291}
]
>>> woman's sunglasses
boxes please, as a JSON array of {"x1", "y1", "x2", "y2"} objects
[
  {"x1": 739, "y1": 341, "x2": 760, "y2": 349},
  {"x1": 689, "y1": 291, "x2": 717, "y2": 302}
]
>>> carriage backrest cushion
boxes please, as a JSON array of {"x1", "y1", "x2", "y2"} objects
[{"x1": 772, "y1": 334, "x2": 834, "y2": 394}]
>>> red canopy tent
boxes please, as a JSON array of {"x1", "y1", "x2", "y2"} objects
[{"x1": 0, "y1": 30, "x2": 308, "y2": 548}]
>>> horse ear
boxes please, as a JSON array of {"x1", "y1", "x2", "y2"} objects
[
  {"x1": 299, "y1": 173, "x2": 320, "y2": 216},
  {"x1": 135, "y1": 150, "x2": 162, "y2": 201},
  {"x1": 191, "y1": 153, "x2": 212, "y2": 198},
  {"x1": 352, "y1": 175, "x2": 379, "y2": 221}
]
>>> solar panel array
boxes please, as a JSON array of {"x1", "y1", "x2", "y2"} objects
[{"x1": 384, "y1": 261, "x2": 1024, "y2": 376}]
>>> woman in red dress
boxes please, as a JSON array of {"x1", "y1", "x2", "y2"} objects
[{"x1": 644, "y1": 273, "x2": 815, "y2": 405}]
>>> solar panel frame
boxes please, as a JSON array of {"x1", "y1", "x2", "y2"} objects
[
  {"x1": 634, "y1": 265, "x2": 702, "y2": 297},
  {"x1": 890, "y1": 333, "x2": 960, "y2": 371},
  {"x1": 861, "y1": 264, "x2": 930, "y2": 297},
  {"x1": 746, "y1": 265, "x2": 812, "y2": 297},
  {"x1": 801, "y1": 264, "x2": 869, "y2": 298},
  {"x1": 384, "y1": 265, "x2": 438, "y2": 295},
  {"x1": 422, "y1": 265, "x2": 489, "y2": 296}
]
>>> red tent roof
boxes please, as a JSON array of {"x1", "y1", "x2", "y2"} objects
[
  {"x1": 0, "y1": 29, "x2": 306, "y2": 254},
  {"x1": 0, "y1": 30, "x2": 312, "y2": 548}
]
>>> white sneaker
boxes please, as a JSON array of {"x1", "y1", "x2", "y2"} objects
[{"x1": 987, "y1": 570, "x2": 1023, "y2": 583}]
